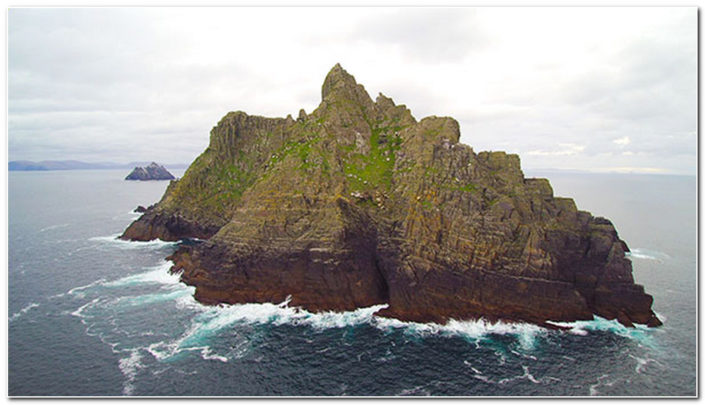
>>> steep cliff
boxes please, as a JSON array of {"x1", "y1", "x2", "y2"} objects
[{"x1": 122, "y1": 64, "x2": 661, "y2": 328}]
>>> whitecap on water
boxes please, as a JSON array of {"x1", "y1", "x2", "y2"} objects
[
  {"x1": 38, "y1": 223, "x2": 69, "y2": 233},
  {"x1": 628, "y1": 353, "x2": 662, "y2": 374},
  {"x1": 118, "y1": 349, "x2": 144, "y2": 396},
  {"x1": 102, "y1": 261, "x2": 181, "y2": 288},
  {"x1": 374, "y1": 316, "x2": 545, "y2": 350},
  {"x1": 115, "y1": 288, "x2": 195, "y2": 308},
  {"x1": 62, "y1": 255, "x2": 659, "y2": 373},
  {"x1": 397, "y1": 385, "x2": 431, "y2": 396},
  {"x1": 589, "y1": 374, "x2": 616, "y2": 396},
  {"x1": 546, "y1": 316, "x2": 655, "y2": 347},
  {"x1": 9, "y1": 302, "x2": 40, "y2": 322},
  {"x1": 89, "y1": 233, "x2": 177, "y2": 250},
  {"x1": 626, "y1": 248, "x2": 670, "y2": 261}
]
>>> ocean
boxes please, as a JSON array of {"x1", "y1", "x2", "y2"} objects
[{"x1": 8, "y1": 169, "x2": 696, "y2": 397}]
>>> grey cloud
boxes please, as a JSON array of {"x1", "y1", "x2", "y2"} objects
[
  {"x1": 8, "y1": 8, "x2": 697, "y2": 175},
  {"x1": 352, "y1": 8, "x2": 488, "y2": 63}
]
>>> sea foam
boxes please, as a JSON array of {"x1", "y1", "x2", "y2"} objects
[
  {"x1": 38, "y1": 223, "x2": 69, "y2": 233},
  {"x1": 66, "y1": 257, "x2": 657, "y2": 368},
  {"x1": 103, "y1": 261, "x2": 180, "y2": 288},
  {"x1": 9, "y1": 302, "x2": 40, "y2": 323},
  {"x1": 89, "y1": 233, "x2": 177, "y2": 249},
  {"x1": 626, "y1": 248, "x2": 670, "y2": 261},
  {"x1": 546, "y1": 316, "x2": 654, "y2": 347},
  {"x1": 118, "y1": 349, "x2": 144, "y2": 396}
]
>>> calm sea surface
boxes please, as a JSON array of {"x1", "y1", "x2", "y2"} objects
[{"x1": 8, "y1": 169, "x2": 696, "y2": 396}]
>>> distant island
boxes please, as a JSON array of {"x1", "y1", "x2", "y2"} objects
[
  {"x1": 122, "y1": 64, "x2": 661, "y2": 328},
  {"x1": 125, "y1": 162, "x2": 175, "y2": 181},
  {"x1": 9, "y1": 160, "x2": 188, "y2": 171}
]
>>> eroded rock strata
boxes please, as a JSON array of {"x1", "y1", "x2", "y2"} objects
[{"x1": 122, "y1": 64, "x2": 661, "y2": 328}]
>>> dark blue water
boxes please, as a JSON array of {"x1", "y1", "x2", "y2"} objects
[{"x1": 8, "y1": 170, "x2": 696, "y2": 397}]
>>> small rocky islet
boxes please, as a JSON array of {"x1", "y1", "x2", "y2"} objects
[
  {"x1": 122, "y1": 64, "x2": 661, "y2": 328},
  {"x1": 125, "y1": 162, "x2": 175, "y2": 181}
]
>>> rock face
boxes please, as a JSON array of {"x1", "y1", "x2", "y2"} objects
[
  {"x1": 122, "y1": 64, "x2": 661, "y2": 328},
  {"x1": 125, "y1": 162, "x2": 175, "y2": 181}
]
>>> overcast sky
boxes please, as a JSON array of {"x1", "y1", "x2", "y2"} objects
[{"x1": 8, "y1": 7, "x2": 697, "y2": 174}]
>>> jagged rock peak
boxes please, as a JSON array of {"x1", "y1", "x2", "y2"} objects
[
  {"x1": 376, "y1": 92, "x2": 395, "y2": 108},
  {"x1": 125, "y1": 162, "x2": 175, "y2": 181},
  {"x1": 321, "y1": 63, "x2": 352, "y2": 98},
  {"x1": 320, "y1": 64, "x2": 373, "y2": 106}
]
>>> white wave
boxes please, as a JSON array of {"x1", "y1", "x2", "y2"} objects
[
  {"x1": 110, "y1": 210, "x2": 144, "y2": 222},
  {"x1": 628, "y1": 354, "x2": 662, "y2": 374},
  {"x1": 374, "y1": 316, "x2": 545, "y2": 350},
  {"x1": 116, "y1": 288, "x2": 195, "y2": 308},
  {"x1": 376, "y1": 348, "x2": 397, "y2": 363},
  {"x1": 397, "y1": 385, "x2": 431, "y2": 396},
  {"x1": 118, "y1": 349, "x2": 143, "y2": 396},
  {"x1": 38, "y1": 223, "x2": 69, "y2": 233},
  {"x1": 626, "y1": 248, "x2": 670, "y2": 261},
  {"x1": 472, "y1": 374, "x2": 492, "y2": 383},
  {"x1": 9, "y1": 302, "x2": 40, "y2": 322},
  {"x1": 71, "y1": 298, "x2": 101, "y2": 318},
  {"x1": 653, "y1": 311, "x2": 668, "y2": 323},
  {"x1": 463, "y1": 360, "x2": 485, "y2": 378},
  {"x1": 147, "y1": 297, "x2": 553, "y2": 364},
  {"x1": 634, "y1": 356, "x2": 648, "y2": 374},
  {"x1": 511, "y1": 349, "x2": 537, "y2": 360},
  {"x1": 143, "y1": 298, "x2": 386, "y2": 362},
  {"x1": 298, "y1": 303, "x2": 389, "y2": 330},
  {"x1": 546, "y1": 316, "x2": 653, "y2": 346},
  {"x1": 199, "y1": 346, "x2": 228, "y2": 362},
  {"x1": 66, "y1": 278, "x2": 107, "y2": 296},
  {"x1": 89, "y1": 233, "x2": 177, "y2": 249},
  {"x1": 492, "y1": 366, "x2": 559, "y2": 386},
  {"x1": 103, "y1": 261, "x2": 181, "y2": 288},
  {"x1": 184, "y1": 298, "x2": 386, "y2": 334},
  {"x1": 589, "y1": 374, "x2": 616, "y2": 396}
]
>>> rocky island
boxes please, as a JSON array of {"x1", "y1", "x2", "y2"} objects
[
  {"x1": 121, "y1": 64, "x2": 661, "y2": 328},
  {"x1": 125, "y1": 162, "x2": 175, "y2": 181}
]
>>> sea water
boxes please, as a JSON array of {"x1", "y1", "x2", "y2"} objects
[{"x1": 8, "y1": 169, "x2": 696, "y2": 396}]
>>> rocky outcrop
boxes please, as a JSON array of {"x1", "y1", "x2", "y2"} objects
[
  {"x1": 125, "y1": 162, "x2": 175, "y2": 181},
  {"x1": 123, "y1": 64, "x2": 661, "y2": 328}
]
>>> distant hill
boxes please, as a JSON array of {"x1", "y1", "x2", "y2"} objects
[
  {"x1": 9, "y1": 160, "x2": 189, "y2": 171},
  {"x1": 125, "y1": 162, "x2": 176, "y2": 181}
]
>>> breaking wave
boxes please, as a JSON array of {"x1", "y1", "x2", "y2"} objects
[
  {"x1": 626, "y1": 248, "x2": 670, "y2": 261},
  {"x1": 38, "y1": 223, "x2": 69, "y2": 233},
  {"x1": 89, "y1": 233, "x2": 177, "y2": 249},
  {"x1": 63, "y1": 259, "x2": 659, "y2": 382},
  {"x1": 103, "y1": 261, "x2": 180, "y2": 288},
  {"x1": 546, "y1": 316, "x2": 654, "y2": 347},
  {"x1": 118, "y1": 349, "x2": 143, "y2": 395},
  {"x1": 9, "y1": 302, "x2": 40, "y2": 323},
  {"x1": 374, "y1": 316, "x2": 546, "y2": 350}
]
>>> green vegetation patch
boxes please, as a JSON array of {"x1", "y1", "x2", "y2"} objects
[{"x1": 343, "y1": 125, "x2": 402, "y2": 193}]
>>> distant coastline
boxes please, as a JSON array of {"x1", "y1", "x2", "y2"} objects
[{"x1": 9, "y1": 160, "x2": 189, "y2": 171}]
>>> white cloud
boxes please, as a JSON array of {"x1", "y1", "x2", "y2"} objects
[
  {"x1": 613, "y1": 136, "x2": 631, "y2": 146},
  {"x1": 527, "y1": 144, "x2": 586, "y2": 156},
  {"x1": 7, "y1": 7, "x2": 697, "y2": 175}
]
